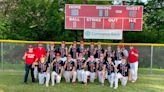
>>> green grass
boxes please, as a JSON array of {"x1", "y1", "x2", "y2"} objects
[{"x1": 0, "y1": 69, "x2": 164, "y2": 92}]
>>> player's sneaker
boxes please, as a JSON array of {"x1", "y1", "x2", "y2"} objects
[
  {"x1": 132, "y1": 80, "x2": 136, "y2": 83},
  {"x1": 114, "y1": 86, "x2": 118, "y2": 89}
]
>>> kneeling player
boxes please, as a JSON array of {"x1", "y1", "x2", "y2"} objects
[
  {"x1": 38, "y1": 56, "x2": 50, "y2": 87},
  {"x1": 97, "y1": 54, "x2": 106, "y2": 86},
  {"x1": 83, "y1": 55, "x2": 97, "y2": 85},
  {"x1": 63, "y1": 54, "x2": 77, "y2": 83},
  {"x1": 104, "y1": 57, "x2": 116, "y2": 88},
  {"x1": 76, "y1": 53, "x2": 86, "y2": 83},
  {"x1": 114, "y1": 57, "x2": 130, "y2": 89},
  {"x1": 51, "y1": 53, "x2": 64, "y2": 86}
]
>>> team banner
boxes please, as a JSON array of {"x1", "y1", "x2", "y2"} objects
[{"x1": 84, "y1": 29, "x2": 123, "y2": 40}]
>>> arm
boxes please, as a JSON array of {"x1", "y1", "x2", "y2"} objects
[
  {"x1": 22, "y1": 53, "x2": 27, "y2": 60},
  {"x1": 68, "y1": 45, "x2": 72, "y2": 53},
  {"x1": 65, "y1": 47, "x2": 68, "y2": 56},
  {"x1": 60, "y1": 67, "x2": 64, "y2": 76}
]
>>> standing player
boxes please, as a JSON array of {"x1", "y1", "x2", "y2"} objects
[
  {"x1": 22, "y1": 45, "x2": 37, "y2": 84},
  {"x1": 87, "y1": 42, "x2": 96, "y2": 58},
  {"x1": 69, "y1": 41, "x2": 78, "y2": 60},
  {"x1": 104, "y1": 57, "x2": 116, "y2": 88},
  {"x1": 38, "y1": 55, "x2": 50, "y2": 87},
  {"x1": 57, "y1": 41, "x2": 68, "y2": 62},
  {"x1": 77, "y1": 41, "x2": 86, "y2": 58},
  {"x1": 128, "y1": 45, "x2": 139, "y2": 83},
  {"x1": 51, "y1": 53, "x2": 64, "y2": 86},
  {"x1": 76, "y1": 53, "x2": 86, "y2": 83},
  {"x1": 95, "y1": 42, "x2": 104, "y2": 59},
  {"x1": 47, "y1": 42, "x2": 57, "y2": 63},
  {"x1": 34, "y1": 43, "x2": 46, "y2": 79},
  {"x1": 114, "y1": 46, "x2": 122, "y2": 66},
  {"x1": 104, "y1": 45, "x2": 114, "y2": 61},
  {"x1": 121, "y1": 45, "x2": 129, "y2": 59},
  {"x1": 83, "y1": 55, "x2": 97, "y2": 85},
  {"x1": 97, "y1": 54, "x2": 106, "y2": 86},
  {"x1": 114, "y1": 57, "x2": 131, "y2": 89},
  {"x1": 63, "y1": 54, "x2": 77, "y2": 83}
]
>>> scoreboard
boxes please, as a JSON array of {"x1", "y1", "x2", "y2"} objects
[{"x1": 65, "y1": 4, "x2": 143, "y2": 31}]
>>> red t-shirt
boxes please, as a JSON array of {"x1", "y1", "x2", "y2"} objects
[
  {"x1": 24, "y1": 51, "x2": 36, "y2": 64},
  {"x1": 128, "y1": 48, "x2": 138, "y2": 63},
  {"x1": 34, "y1": 47, "x2": 46, "y2": 62}
]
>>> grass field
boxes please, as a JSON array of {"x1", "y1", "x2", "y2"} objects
[{"x1": 0, "y1": 69, "x2": 164, "y2": 92}]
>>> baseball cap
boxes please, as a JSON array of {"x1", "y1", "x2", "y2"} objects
[
  {"x1": 28, "y1": 45, "x2": 33, "y2": 48},
  {"x1": 56, "y1": 53, "x2": 61, "y2": 57}
]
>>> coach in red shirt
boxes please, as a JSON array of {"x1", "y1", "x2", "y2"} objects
[
  {"x1": 128, "y1": 45, "x2": 139, "y2": 83},
  {"x1": 34, "y1": 43, "x2": 46, "y2": 61},
  {"x1": 33, "y1": 43, "x2": 46, "y2": 79},
  {"x1": 22, "y1": 45, "x2": 37, "y2": 83}
]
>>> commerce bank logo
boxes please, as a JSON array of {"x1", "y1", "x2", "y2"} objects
[{"x1": 84, "y1": 31, "x2": 92, "y2": 37}]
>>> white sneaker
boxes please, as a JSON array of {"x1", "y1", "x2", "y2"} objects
[
  {"x1": 114, "y1": 86, "x2": 118, "y2": 89},
  {"x1": 46, "y1": 84, "x2": 49, "y2": 87},
  {"x1": 132, "y1": 80, "x2": 136, "y2": 83},
  {"x1": 110, "y1": 85, "x2": 113, "y2": 88}
]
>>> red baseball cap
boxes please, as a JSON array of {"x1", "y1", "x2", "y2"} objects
[
  {"x1": 56, "y1": 53, "x2": 61, "y2": 57},
  {"x1": 28, "y1": 45, "x2": 33, "y2": 48}
]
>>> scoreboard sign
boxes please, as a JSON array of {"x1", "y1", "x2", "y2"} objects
[{"x1": 65, "y1": 4, "x2": 143, "y2": 31}]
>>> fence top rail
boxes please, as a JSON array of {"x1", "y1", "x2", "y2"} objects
[{"x1": 0, "y1": 40, "x2": 164, "y2": 46}]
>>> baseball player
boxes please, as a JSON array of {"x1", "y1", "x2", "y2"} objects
[
  {"x1": 87, "y1": 42, "x2": 96, "y2": 57},
  {"x1": 95, "y1": 42, "x2": 104, "y2": 59},
  {"x1": 38, "y1": 55, "x2": 50, "y2": 87},
  {"x1": 57, "y1": 41, "x2": 68, "y2": 62},
  {"x1": 69, "y1": 41, "x2": 78, "y2": 59},
  {"x1": 63, "y1": 54, "x2": 77, "y2": 83},
  {"x1": 77, "y1": 41, "x2": 86, "y2": 58},
  {"x1": 104, "y1": 45, "x2": 114, "y2": 61},
  {"x1": 114, "y1": 46, "x2": 122, "y2": 66},
  {"x1": 47, "y1": 42, "x2": 57, "y2": 63},
  {"x1": 104, "y1": 57, "x2": 116, "y2": 88},
  {"x1": 51, "y1": 53, "x2": 64, "y2": 86},
  {"x1": 97, "y1": 54, "x2": 106, "y2": 86},
  {"x1": 34, "y1": 43, "x2": 46, "y2": 79},
  {"x1": 121, "y1": 45, "x2": 129, "y2": 59},
  {"x1": 128, "y1": 45, "x2": 139, "y2": 83},
  {"x1": 76, "y1": 53, "x2": 86, "y2": 83},
  {"x1": 22, "y1": 45, "x2": 37, "y2": 84},
  {"x1": 114, "y1": 57, "x2": 131, "y2": 89},
  {"x1": 83, "y1": 55, "x2": 97, "y2": 85}
]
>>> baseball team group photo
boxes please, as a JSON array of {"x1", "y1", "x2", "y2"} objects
[{"x1": 0, "y1": 0, "x2": 164, "y2": 92}]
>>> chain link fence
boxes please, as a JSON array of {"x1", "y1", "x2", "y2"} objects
[{"x1": 0, "y1": 41, "x2": 164, "y2": 75}]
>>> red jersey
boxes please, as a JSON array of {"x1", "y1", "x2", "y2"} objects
[
  {"x1": 34, "y1": 47, "x2": 46, "y2": 62},
  {"x1": 24, "y1": 51, "x2": 36, "y2": 64},
  {"x1": 128, "y1": 48, "x2": 138, "y2": 63}
]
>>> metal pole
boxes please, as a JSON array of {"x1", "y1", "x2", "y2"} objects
[
  {"x1": 150, "y1": 45, "x2": 153, "y2": 74},
  {"x1": 1, "y1": 42, "x2": 4, "y2": 70}
]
